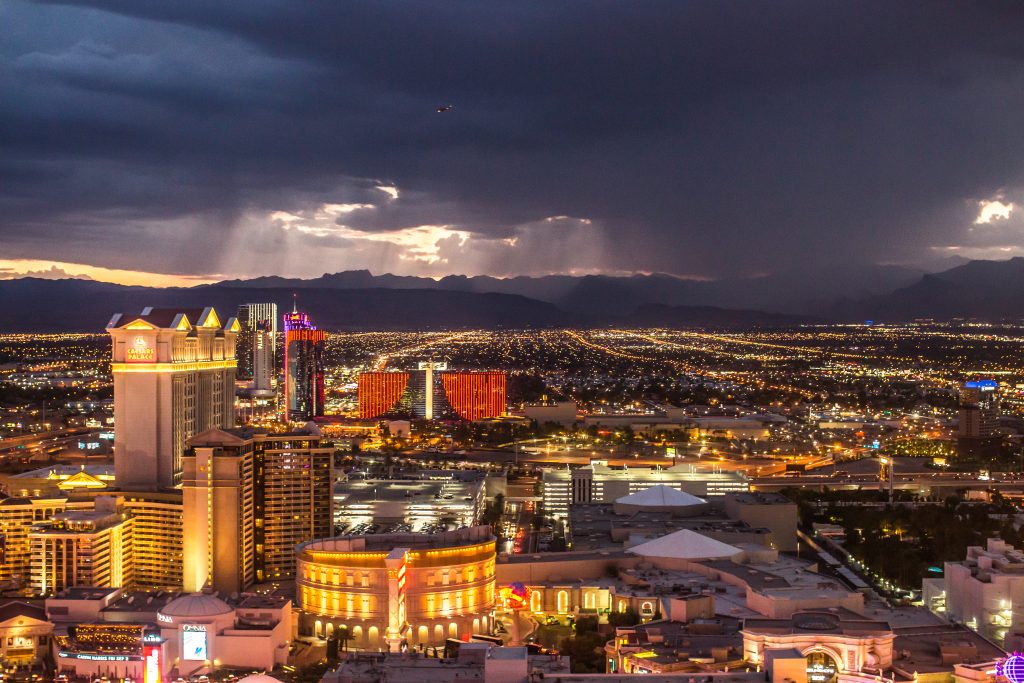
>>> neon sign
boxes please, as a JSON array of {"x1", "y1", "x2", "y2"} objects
[
  {"x1": 144, "y1": 645, "x2": 160, "y2": 683},
  {"x1": 997, "y1": 653, "x2": 1024, "y2": 683}
]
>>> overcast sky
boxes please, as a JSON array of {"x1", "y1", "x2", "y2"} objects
[{"x1": 3, "y1": 1, "x2": 1024, "y2": 285}]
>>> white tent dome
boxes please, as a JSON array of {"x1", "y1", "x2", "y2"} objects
[
  {"x1": 615, "y1": 484, "x2": 706, "y2": 508},
  {"x1": 237, "y1": 675, "x2": 283, "y2": 683},
  {"x1": 159, "y1": 593, "x2": 233, "y2": 618},
  {"x1": 627, "y1": 529, "x2": 742, "y2": 561}
]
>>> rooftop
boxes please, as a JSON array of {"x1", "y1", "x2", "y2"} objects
[
  {"x1": 628, "y1": 530, "x2": 743, "y2": 561},
  {"x1": 0, "y1": 600, "x2": 47, "y2": 623},
  {"x1": 52, "y1": 587, "x2": 121, "y2": 601},
  {"x1": 616, "y1": 485, "x2": 707, "y2": 508},
  {"x1": 727, "y1": 492, "x2": 795, "y2": 506},
  {"x1": 301, "y1": 525, "x2": 495, "y2": 554}
]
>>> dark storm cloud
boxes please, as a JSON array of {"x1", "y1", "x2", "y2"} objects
[{"x1": 3, "y1": 0, "x2": 1024, "y2": 278}]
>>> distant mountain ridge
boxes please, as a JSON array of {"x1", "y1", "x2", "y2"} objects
[
  {"x1": 2, "y1": 257, "x2": 1024, "y2": 332},
  {"x1": 212, "y1": 264, "x2": 928, "y2": 316},
  {"x1": 828, "y1": 256, "x2": 1024, "y2": 321},
  {"x1": 0, "y1": 278, "x2": 809, "y2": 332}
]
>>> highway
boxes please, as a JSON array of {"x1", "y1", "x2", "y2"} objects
[
  {"x1": 751, "y1": 471, "x2": 1024, "y2": 494},
  {"x1": 0, "y1": 427, "x2": 101, "y2": 457}
]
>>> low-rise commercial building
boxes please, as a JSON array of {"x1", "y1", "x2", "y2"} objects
[
  {"x1": 321, "y1": 643, "x2": 569, "y2": 683},
  {"x1": 542, "y1": 464, "x2": 749, "y2": 519},
  {"x1": 934, "y1": 537, "x2": 1024, "y2": 647},
  {"x1": 333, "y1": 474, "x2": 485, "y2": 534},
  {"x1": 49, "y1": 590, "x2": 291, "y2": 680},
  {"x1": 0, "y1": 600, "x2": 52, "y2": 667}
]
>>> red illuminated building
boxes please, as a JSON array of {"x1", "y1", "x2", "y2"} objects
[
  {"x1": 283, "y1": 308, "x2": 327, "y2": 420},
  {"x1": 357, "y1": 369, "x2": 506, "y2": 421},
  {"x1": 441, "y1": 371, "x2": 506, "y2": 421},
  {"x1": 358, "y1": 372, "x2": 410, "y2": 418}
]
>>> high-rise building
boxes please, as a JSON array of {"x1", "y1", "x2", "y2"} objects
[
  {"x1": 252, "y1": 319, "x2": 275, "y2": 394},
  {"x1": 0, "y1": 497, "x2": 74, "y2": 591},
  {"x1": 182, "y1": 434, "x2": 255, "y2": 594},
  {"x1": 357, "y1": 366, "x2": 506, "y2": 421},
  {"x1": 283, "y1": 307, "x2": 326, "y2": 421},
  {"x1": 183, "y1": 426, "x2": 333, "y2": 594},
  {"x1": 441, "y1": 371, "x2": 506, "y2": 421},
  {"x1": 358, "y1": 372, "x2": 411, "y2": 419},
  {"x1": 236, "y1": 303, "x2": 278, "y2": 386},
  {"x1": 107, "y1": 307, "x2": 239, "y2": 488},
  {"x1": 959, "y1": 380, "x2": 1000, "y2": 439},
  {"x1": 958, "y1": 380, "x2": 1001, "y2": 457},
  {"x1": 121, "y1": 492, "x2": 184, "y2": 591},
  {"x1": 0, "y1": 492, "x2": 182, "y2": 594},
  {"x1": 29, "y1": 497, "x2": 133, "y2": 594}
]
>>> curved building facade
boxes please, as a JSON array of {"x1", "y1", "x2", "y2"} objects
[
  {"x1": 357, "y1": 372, "x2": 410, "y2": 419},
  {"x1": 296, "y1": 526, "x2": 496, "y2": 650},
  {"x1": 441, "y1": 371, "x2": 506, "y2": 421}
]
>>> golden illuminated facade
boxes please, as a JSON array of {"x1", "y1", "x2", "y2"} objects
[
  {"x1": 122, "y1": 492, "x2": 184, "y2": 590},
  {"x1": 107, "y1": 307, "x2": 239, "y2": 488},
  {"x1": 182, "y1": 432, "x2": 255, "y2": 594},
  {"x1": 296, "y1": 526, "x2": 496, "y2": 651},
  {"x1": 183, "y1": 427, "x2": 333, "y2": 594},
  {"x1": 0, "y1": 492, "x2": 182, "y2": 594},
  {"x1": 0, "y1": 497, "x2": 72, "y2": 591},
  {"x1": 29, "y1": 497, "x2": 132, "y2": 594}
]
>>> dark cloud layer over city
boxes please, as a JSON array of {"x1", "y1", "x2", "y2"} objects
[{"x1": 3, "y1": 1, "x2": 1024, "y2": 283}]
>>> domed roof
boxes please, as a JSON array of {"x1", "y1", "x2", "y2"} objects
[
  {"x1": 237, "y1": 675, "x2": 283, "y2": 683},
  {"x1": 159, "y1": 593, "x2": 233, "y2": 618}
]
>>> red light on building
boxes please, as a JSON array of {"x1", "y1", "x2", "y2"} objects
[
  {"x1": 283, "y1": 310, "x2": 327, "y2": 420},
  {"x1": 358, "y1": 372, "x2": 410, "y2": 418},
  {"x1": 441, "y1": 371, "x2": 506, "y2": 421},
  {"x1": 144, "y1": 645, "x2": 161, "y2": 683}
]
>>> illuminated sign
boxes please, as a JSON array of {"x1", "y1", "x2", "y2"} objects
[
  {"x1": 998, "y1": 653, "x2": 1024, "y2": 683},
  {"x1": 499, "y1": 582, "x2": 532, "y2": 611},
  {"x1": 157, "y1": 613, "x2": 173, "y2": 624},
  {"x1": 182, "y1": 626, "x2": 208, "y2": 661},
  {"x1": 965, "y1": 380, "x2": 999, "y2": 390},
  {"x1": 127, "y1": 336, "x2": 155, "y2": 362},
  {"x1": 59, "y1": 653, "x2": 135, "y2": 662},
  {"x1": 144, "y1": 645, "x2": 161, "y2": 683},
  {"x1": 806, "y1": 653, "x2": 838, "y2": 683}
]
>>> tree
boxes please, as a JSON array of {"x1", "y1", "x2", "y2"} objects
[
  {"x1": 607, "y1": 607, "x2": 641, "y2": 628},
  {"x1": 559, "y1": 631, "x2": 607, "y2": 673}
]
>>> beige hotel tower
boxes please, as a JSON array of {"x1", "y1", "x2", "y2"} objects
[{"x1": 107, "y1": 307, "x2": 240, "y2": 488}]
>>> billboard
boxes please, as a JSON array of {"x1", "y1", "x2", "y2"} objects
[{"x1": 182, "y1": 625, "x2": 207, "y2": 661}]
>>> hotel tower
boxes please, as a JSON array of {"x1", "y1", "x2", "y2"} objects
[{"x1": 107, "y1": 307, "x2": 239, "y2": 489}]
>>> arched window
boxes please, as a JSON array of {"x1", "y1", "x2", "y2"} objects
[
  {"x1": 530, "y1": 590, "x2": 542, "y2": 612},
  {"x1": 557, "y1": 590, "x2": 569, "y2": 614}
]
